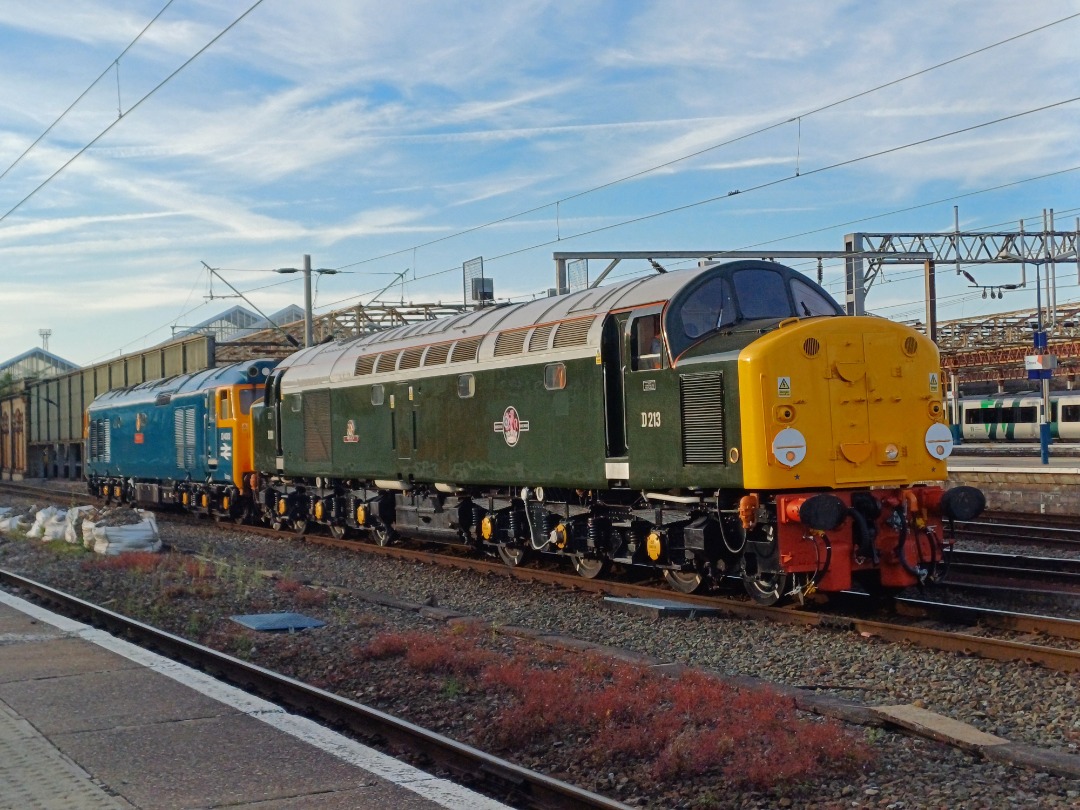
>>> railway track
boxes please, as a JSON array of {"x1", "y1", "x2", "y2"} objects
[
  {"x1": 945, "y1": 549, "x2": 1080, "y2": 595},
  {"x1": 954, "y1": 511, "x2": 1080, "y2": 551},
  {"x1": 6, "y1": 480, "x2": 1080, "y2": 672},
  {"x1": 0, "y1": 568, "x2": 626, "y2": 810}
]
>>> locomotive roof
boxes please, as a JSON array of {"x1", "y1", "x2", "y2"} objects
[
  {"x1": 277, "y1": 260, "x2": 833, "y2": 390},
  {"x1": 88, "y1": 359, "x2": 278, "y2": 411}
]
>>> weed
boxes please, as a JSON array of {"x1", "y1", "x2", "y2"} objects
[
  {"x1": 442, "y1": 676, "x2": 464, "y2": 698},
  {"x1": 81, "y1": 551, "x2": 167, "y2": 573},
  {"x1": 42, "y1": 539, "x2": 86, "y2": 556}
]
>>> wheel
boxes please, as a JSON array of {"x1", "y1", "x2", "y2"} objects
[
  {"x1": 573, "y1": 556, "x2": 611, "y2": 579},
  {"x1": 742, "y1": 570, "x2": 788, "y2": 606},
  {"x1": 329, "y1": 524, "x2": 347, "y2": 539},
  {"x1": 293, "y1": 519, "x2": 309, "y2": 536},
  {"x1": 372, "y1": 523, "x2": 393, "y2": 547},
  {"x1": 497, "y1": 544, "x2": 528, "y2": 567},
  {"x1": 664, "y1": 569, "x2": 705, "y2": 594}
]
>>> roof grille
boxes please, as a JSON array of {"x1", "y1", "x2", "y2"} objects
[
  {"x1": 354, "y1": 355, "x2": 376, "y2": 376},
  {"x1": 375, "y1": 351, "x2": 400, "y2": 373},
  {"x1": 424, "y1": 343, "x2": 451, "y2": 366},
  {"x1": 552, "y1": 317, "x2": 594, "y2": 349},
  {"x1": 529, "y1": 324, "x2": 554, "y2": 352},
  {"x1": 494, "y1": 330, "x2": 528, "y2": 357},
  {"x1": 450, "y1": 336, "x2": 481, "y2": 363},
  {"x1": 399, "y1": 346, "x2": 424, "y2": 370}
]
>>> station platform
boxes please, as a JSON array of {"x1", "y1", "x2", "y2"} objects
[
  {"x1": 946, "y1": 453, "x2": 1080, "y2": 515},
  {"x1": 0, "y1": 589, "x2": 509, "y2": 810}
]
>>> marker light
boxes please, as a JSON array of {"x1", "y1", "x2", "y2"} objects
[
  {"x1": 772, "y1": 427, "x2": 807, "y2": 468},
  {"x1": 925, "y1": 423, "x2": 954, "y2": 459}
]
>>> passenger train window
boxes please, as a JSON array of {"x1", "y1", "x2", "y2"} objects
[
  {"x1": 790, "y1": 279, "x2": 840, "y2": 317},
  {"x1": 1062, "y1": 405, "x2": 1080, "y2": 422}
]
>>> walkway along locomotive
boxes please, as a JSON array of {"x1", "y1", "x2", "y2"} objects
[{"x1": 86, "y1": 259, "x2": 984, "y2": 605}]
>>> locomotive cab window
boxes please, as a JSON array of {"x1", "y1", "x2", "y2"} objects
[
  {"x1": 239, "y1": 388, "x2": 257, "y2": 414},
  {"x1": 790, "y1": 279, "x2": 839, "y2": 317},
  {"x1": 219, "y1": 389, "x2": 232, "y2": 420},
  {"x1": 371, "y1": 384, "x2": 385, "y2": 406},
  {"x1": 544, "y1": 363, "x2": 566, "y2": 390},
  {"x1": 631, "y1": 315, "x2": 664, "y2": 371}
]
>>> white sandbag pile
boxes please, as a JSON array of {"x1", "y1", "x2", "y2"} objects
[
  {"x1": 0, "y1": 505, "x2": 35, "y2": 534},
  {"x1": 64, "y1": 505, "x2": 97, "y2": 545},
  {"x1": 83, "y1": 506, "x2": 161, "y2": 555},
  {"x1": 26, "y1": 506, "x2": 63, "y2": 540},
  {"x1": 1, "y1": 503, "x2": 160, "y2": 554}
]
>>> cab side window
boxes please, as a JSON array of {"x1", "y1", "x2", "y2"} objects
[
  {"x1": 631, "y1": 314, "x2": 663, "y2": 371},
  {"x1": 219, "y1": 389, "x2": 232, "y2": 420}
]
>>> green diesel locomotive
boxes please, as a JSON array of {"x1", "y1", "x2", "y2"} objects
[{"x1": 250, "y1": 259, "x2": 983, "y2": 604}]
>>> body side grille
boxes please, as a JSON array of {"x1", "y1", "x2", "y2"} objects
[{"x1": 680, "y1": 372, "x2": 725, "y2": 464}]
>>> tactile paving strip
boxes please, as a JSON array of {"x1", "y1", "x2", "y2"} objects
[{"x1": 0, "y1": 700, "x2": 130, "y2": 810}]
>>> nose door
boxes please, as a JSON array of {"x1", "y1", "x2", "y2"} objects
[{"x1": 826, "y1": 336, "x2": 870, "y2": 483}]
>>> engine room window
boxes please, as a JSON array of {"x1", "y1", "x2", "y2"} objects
[
  {"x1": 631, "y1": 315, "x2": 664, "y2": 370},
  {"x1": 371, "y1": 384, "x2": 385, "y2": 406},
  {"x1": 457, "y1": 374, "x2": 475, "y2": 399},
  {"x1": 544, "y1": 363, "x2": 566, "y2": 390}
]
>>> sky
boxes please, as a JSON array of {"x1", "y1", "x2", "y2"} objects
[{"x1": 0, "y1": 0, "x2": 1078, "y2": 367}]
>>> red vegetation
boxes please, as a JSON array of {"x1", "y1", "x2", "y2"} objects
[
  {"x1": 81, "y1": 551, "x2": 168, "y2": 573},
  {"x1": 274, "y1": 577, "x2": 328, "y2": 607},
  {"x1": 358, "y1": 628, "x2": 872, "y2": 789}
]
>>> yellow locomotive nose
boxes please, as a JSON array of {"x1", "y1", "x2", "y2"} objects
[{"x1": 739, "y1": 317, "x2": 950, "y2": 490}]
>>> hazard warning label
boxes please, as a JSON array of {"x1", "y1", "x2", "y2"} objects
[{"x1": 777, "y1": 376, "x2": 791, "y2": 398}]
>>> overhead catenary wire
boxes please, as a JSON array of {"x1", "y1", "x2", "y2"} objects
[
  {"x1": 329, "y1": 11, "x2": 1080, "y2": 274},
  {"x1": 0, "y1": 0, "x2": 177, "y2": 186},
  {"x1": 0, "y1": 0, "x2": 269, "y2": 227},
  {"x1": 318, "y1": 96, "x2": 1080, "y2": 312}
]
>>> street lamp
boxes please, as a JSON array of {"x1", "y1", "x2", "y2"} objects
[{"x1": 274, "y1": 255, "x2": 338, "y2": 348}]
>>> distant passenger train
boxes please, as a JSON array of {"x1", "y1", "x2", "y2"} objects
[{"x1": 958, "y1": 391, "x2": 1080, "y2": 441}]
